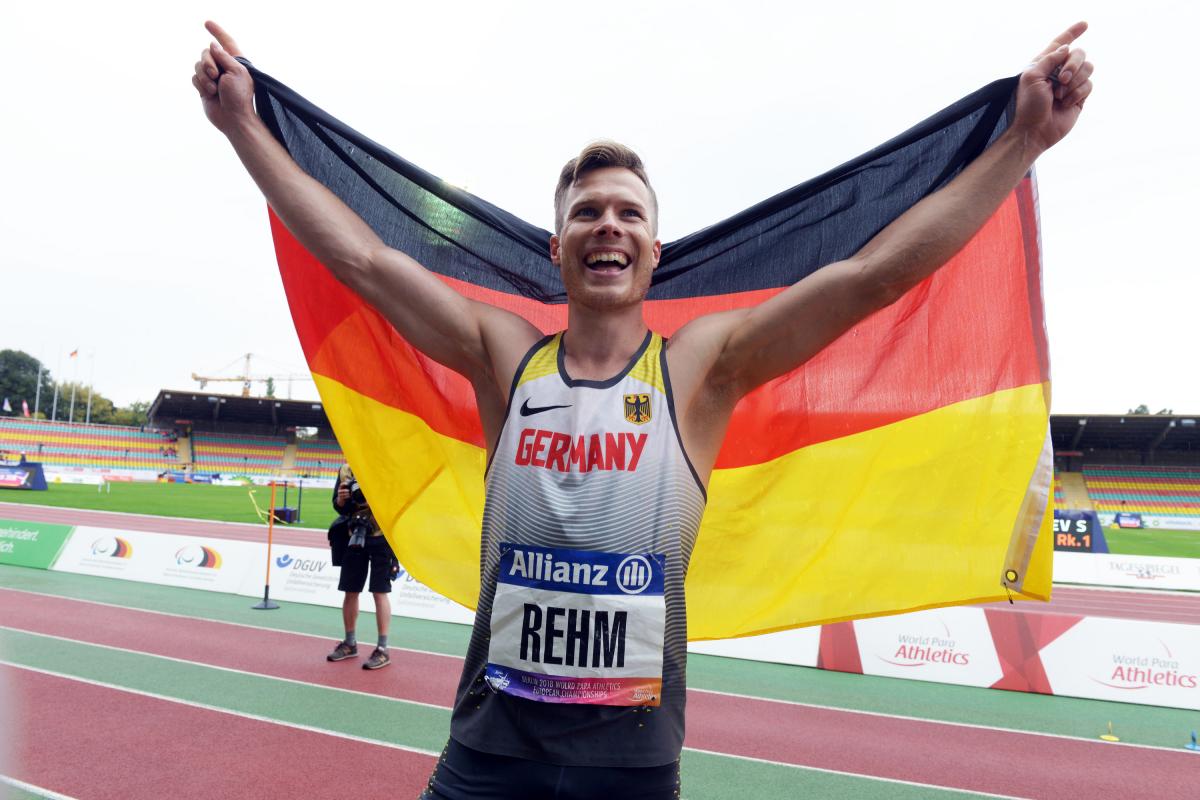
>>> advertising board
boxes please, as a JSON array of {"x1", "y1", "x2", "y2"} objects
[
  {"x1": 0, "y1": 462, "x2": 47, "y2": 491},
  {"x1": 1040, "y1": 617, "x2": 1200, "y2": 710},
  {"x1": 1054, "y1": 551, "x2": 1200, "y2": 592},
  {"x1": 853, "y1": 607, "x2": 1003, "y2": 687},
  {"x1": 0, "y1": 518, "x2": 73, "y2": 569},
  {"x1": 53, "y1": 526, "x2": 258, "y2": 593},
  {"x1": 240, "y1": 543, "x2": 475, "y2": 624}
]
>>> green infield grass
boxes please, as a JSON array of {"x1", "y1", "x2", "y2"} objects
[
  {"x1": 0, "y1": 481, "x2": 336, "y2": 529},
  {"x1": 1103, "y1": 526, "x2": 1200, "y2": 559}
]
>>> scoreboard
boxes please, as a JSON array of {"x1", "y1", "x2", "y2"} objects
[{"x1": 1052, "y1": 510, "x2": 1108, "y2": 553}]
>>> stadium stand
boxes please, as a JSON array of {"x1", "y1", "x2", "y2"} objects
[
  {"x1": 191, "y1": 431, "x2": 286, "y2": 476},
  {"x1": 293, "y1": 438, "x2": 344, "y2": 478},
  {"x1": 1082, "y1": 464, "x2": 1200, "y2": 517},
  {"x1": 1053, "y1": 471, "x2": 1093, "y2": 511},
  {"x1": 0, "y1": 418, "x2": 178, "y2": 472},
  {"x1": 1, "y1": 393, "x2": 352, "y2": 480}
]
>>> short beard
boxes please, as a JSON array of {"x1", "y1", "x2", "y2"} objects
[{"x1": 562, "y1": 262, "x2": 653, "y2": 312}]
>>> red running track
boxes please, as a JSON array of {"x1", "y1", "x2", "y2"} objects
[
  {"x1": 984, "y1": 585, "x2": 1200, "y2": 625},
  {"x1": 0, "y1": 501, "x2": 326, "y2": 548},
  {"x1": 5, "y1": 589, "x2": 1198, "y2": 798},
  {"x1": 3, "y1": 665, "x2": 435, "y2": 800},
  {"x1": 0, "y1": 588, "x2": 457, "y2": 707}
]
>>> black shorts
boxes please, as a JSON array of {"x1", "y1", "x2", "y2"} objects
[
  {"x1": 419, "y1": 738, "x2": 680, "y2": 800},
  {"x1": 337, "y1": 535, "x2": 394, "y2": 594}
]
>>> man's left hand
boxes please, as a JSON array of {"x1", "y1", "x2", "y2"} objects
[{"x1": 1012, "y1": 21, "x2": 1095, "y2": 154}]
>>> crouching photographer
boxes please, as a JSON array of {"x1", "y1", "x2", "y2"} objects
[{"x1": 326, "y1": 463, "x2": 398, "y2": 670}]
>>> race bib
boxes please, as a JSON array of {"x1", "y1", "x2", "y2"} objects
[{"x1": 485, "y1": 543, "x2": 665, "y2": 706}]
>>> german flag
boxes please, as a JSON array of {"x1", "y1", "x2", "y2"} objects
[{"x1": 248, "y1": 62, "x2": 1053, "y2": 640}]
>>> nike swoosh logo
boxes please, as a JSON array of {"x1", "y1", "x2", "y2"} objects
[{"x1": 520, "y1": 399, "x2": 572, "y2": 417}]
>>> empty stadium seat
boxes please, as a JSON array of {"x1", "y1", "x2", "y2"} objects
[
  {"x1": 1080, "y1": 464, "x2": 1200, "y2": 517},
  {"x1": 0, "y1": 418, "x2": 178, "y2": 471}
]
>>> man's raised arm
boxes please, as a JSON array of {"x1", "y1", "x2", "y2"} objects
[
  {"x1": 192, "y1": 22, "x2": 539, "y2": 388},
  {"x1": 689, "y1": 23, "x2": 1094, "y2": 401}
]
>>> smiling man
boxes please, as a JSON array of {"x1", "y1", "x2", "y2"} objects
[{"x1": 194, "y1": 20, "x2": 1092, "y2": 799}]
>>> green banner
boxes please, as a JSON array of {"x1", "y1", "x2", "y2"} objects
[{"x1": 0, "y1": 518, "x2": 74, "y2": 569}]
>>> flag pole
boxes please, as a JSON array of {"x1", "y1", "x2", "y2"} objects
[
  {"x1": 252, "y1": 480, "x2": 281, "y2": 610},
  {"x1": 68, "y1": 350, "x2": 79, "y2": 423},
  {"x1": 85, "y1": 352, "x2": 95, "y2": 424},
  {"x1": 51, "y1": 350, "x2": 62, "y2": 421}
]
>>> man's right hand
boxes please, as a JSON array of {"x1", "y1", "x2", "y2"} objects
[
  {"x1": 192, "y1": 21, "x2": 254, "y2": 135},
  {"x1": 189, "y1": 22, "x2": 541, "y2": 459},
  {"x1": 336, "y1": 486, "x2": 351, "y2": 505}
]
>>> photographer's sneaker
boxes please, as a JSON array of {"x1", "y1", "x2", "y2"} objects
[
  {"x1": 326, "y1": 641, "x2": 358, "y2": 662},
  {"x1": 363, "y1": 647, "x2": 391, "y2": 670}
]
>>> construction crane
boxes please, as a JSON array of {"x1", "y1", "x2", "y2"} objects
[{"x1": 192, "y1": 353, "x2": 312, "y2": 398}]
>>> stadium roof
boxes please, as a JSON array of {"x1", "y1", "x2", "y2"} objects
[
  {"x1": 1050, "y1": 413, "x2": 1200, "y2": 455},
  {"x1": 147, "y1": 389, "x2": 330, "y2": 430},
  {"x1": 144, "y1": 390, "x2": 1197, "y2": 456}
]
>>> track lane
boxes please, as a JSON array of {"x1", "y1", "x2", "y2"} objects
[
  {"x1": 0, "y1": 588, "x2": 457, "y2": 708},
  {"x1": 984, "y1": 586, "x2": 1200, "y2": 624},
  {"x1": 3, "y1": 664, "x2": 435, "y2": 800},
  {"x1": 6, "y1": 589, "x2": 1197, "y2": 799}
]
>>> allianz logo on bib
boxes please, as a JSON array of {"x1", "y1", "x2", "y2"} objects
[
  {"x1": 509, "y1": 549, "x2": 610, "y2": 588},
  {"x1": 502, "y1": 545, "x2": 664, "y2": 596},
  {"x1": 615, "y1": 555, "x2": 653, "y2": 595}
]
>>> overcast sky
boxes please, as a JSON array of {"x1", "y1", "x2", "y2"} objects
[{"x1": 5, "y1": 1, "x2": 1195, "y2": 414}]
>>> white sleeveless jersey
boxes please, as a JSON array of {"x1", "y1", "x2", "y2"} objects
[{"x1": 450, "y1": 330, "x2": 707, "y2": 767}]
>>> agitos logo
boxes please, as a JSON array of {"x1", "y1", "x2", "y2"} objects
[
  {"x1": 90, "y1": 537, "x2": 133, "y2": 558},
  {"x1": 175, "y1": 545, "x2": 222, "y2": 569}
]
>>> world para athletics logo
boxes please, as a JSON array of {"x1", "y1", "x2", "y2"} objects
[
  {"x1": 175, "y1": 545, "x2": 222, "y2": 569},
  {"x1": 90, "y1": 537, "x2": 133, "y2": 558}
]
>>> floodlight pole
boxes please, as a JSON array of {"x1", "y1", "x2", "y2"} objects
[
  {"x1": 33, "y1": 362, "x2": 43, "y2": 419},
  {"x1": 252, "y1": 480, "x2": 281, "y2": 610}
]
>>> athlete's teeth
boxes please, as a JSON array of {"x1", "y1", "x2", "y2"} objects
[{"x1": 587, "y1": 253, "x2": 628, "y2": 266}]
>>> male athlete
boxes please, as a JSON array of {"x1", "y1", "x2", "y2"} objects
[{"x1": 194, "y1": 21, "x2": 1092, "y2": 798}]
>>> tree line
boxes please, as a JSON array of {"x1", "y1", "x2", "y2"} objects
[{"x1": 0, "y1": 349, "x2": 149, "y2": 427}]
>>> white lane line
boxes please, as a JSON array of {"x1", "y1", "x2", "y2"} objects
[
  {"x1": 682, "y1": 747, "x2": 1032, "y2": 800},
  {"x1": 687, "y1": 686, "x2": 1190, "y2": 755},
  {"x1": 0, "y1": 660, "x2": 442, "y2": 759},
  {"x1": 2, "y1": 588, "x2": 1188, "y2": 756},
  {"x1": 0, "y1": 775, "x2": 80, "y2": 800},
  {"x1": 0, "y1": 625, "x2": 450, "y2": 713}
]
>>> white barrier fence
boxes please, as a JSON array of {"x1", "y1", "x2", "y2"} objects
[
  {"x1": 51, "y1": 525, "x2": 473, "y2": 624},
  {"x1": 1054, "y1": 551, "x2": 1200, "y2": 592},
  {"x1": 1097, "y1": 512, "x2": 1200, "y2": 532},
  {"x1": 45, "y1": 523, "x2": 1200, "y2": 711}
]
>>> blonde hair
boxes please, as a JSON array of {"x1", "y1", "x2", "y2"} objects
[{"x1": 554, "y1": 140, "x2": 657, "y2": 234}]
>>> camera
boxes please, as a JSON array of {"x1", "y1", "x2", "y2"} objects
[
  {"x1": 347, "y1": 513, "x2": 371, "y2": 549},
  {"x1": 349, "y1": 480, "x2": 367, "y2": 506}
]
